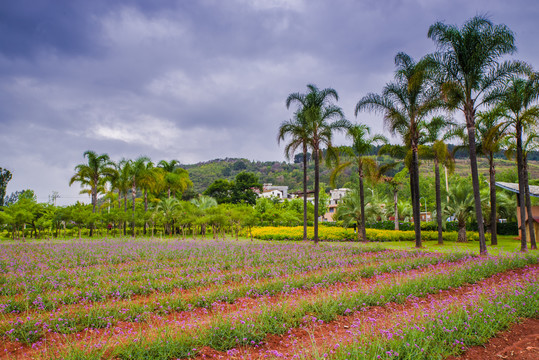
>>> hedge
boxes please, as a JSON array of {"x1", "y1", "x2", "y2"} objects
[{"x1": 250, "y1": 226, "x2": 490, "y2": 242}]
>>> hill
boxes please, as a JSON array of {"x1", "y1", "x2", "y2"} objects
[{"x1": 182, "y1": 156, "x2": 539, "y2": 194}]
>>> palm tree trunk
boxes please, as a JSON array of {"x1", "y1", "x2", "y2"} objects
[
  {"x1": 465, "y1": 112, "x2": 487, "y2": 255},
  {"x1": 313, "y1": 148, "x2": 320, "y2": 244},
  {"x1": 488, "y1": 155, "x2": 498, "y2": 246},
  {"x1": 393, "y1": 187, "x2": 399, "y2": 231},
  {"x1": 143, "y1": 189, "x2": 148, "y2": 236},
  {"x1": 411, "y1": 148, "x2": 422, "y2": 248},
  {"x1": 457, "y1": 221, "x2": 467, "y2": 242},
  {"x1": 434, "y1": 158, "x2": 443, "y2": 245},
  {"x1": 302, "y1": 144, "x2": 308, "y2": 241},
  {"x1": 90, "y1": 188, "x2": 96, "y2": 237},
  {"x1": 117, "y1": 190, "x2": 122, "y2": 235},
  {"x1": 523, "y1": 156, "x2": 537, "y2": 249},
  {"x1": 132, "y1": 181, "x2": 136, "y2": 238},
  {"x1": 123, "y1": 194, "x2": 127, "y2": 236},
  {"x1": 516, "y1": 122, "x2": 528, "y2": 252},
  {"x1": 358, "y1": 167, "x2": 367, "y2": 242}
]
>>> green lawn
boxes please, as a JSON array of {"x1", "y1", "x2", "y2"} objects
[{"x1": 377, "y1": 234, "x2": 539, "y2": 255}]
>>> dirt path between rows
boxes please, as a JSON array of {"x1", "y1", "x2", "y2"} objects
[
  {"x1": 446, "y1": 318, "x2": 539, "y2": 360},
  {"x1": 194, "y1": 264, "x2": 539, "y2": 360}
]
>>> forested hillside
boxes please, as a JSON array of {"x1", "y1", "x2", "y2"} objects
[{"x1": 181, "y1": 155, "x2": 539, "y2": 194}]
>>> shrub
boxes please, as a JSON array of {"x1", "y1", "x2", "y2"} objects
[{"x1": 249, "y1": 226, "x2": 490, "y2": 243}]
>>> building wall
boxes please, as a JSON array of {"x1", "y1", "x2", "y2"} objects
[{"x1": 516, "y1": 204, "x2": 539, "y2": 239}]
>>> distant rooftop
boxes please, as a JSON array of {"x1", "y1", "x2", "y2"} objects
[{"x1": 495, "y1": 182, "x2": 539, "y2": 198}]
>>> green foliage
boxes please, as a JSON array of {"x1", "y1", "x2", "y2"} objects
[{"x1": 0, "y1": 167, "x2": 12, "y2": 207}]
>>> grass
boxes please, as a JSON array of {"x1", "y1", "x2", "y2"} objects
[{"x1": 378, "y1": 234, "x2": 538, "y2": 255}]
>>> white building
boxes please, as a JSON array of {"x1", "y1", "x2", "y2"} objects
[
  {"x1": 323, "y1": 188, "x2": 350, "y2": 222},
  {"x1": 258, "y1": 184, "x2": 289, "y2": 201}
]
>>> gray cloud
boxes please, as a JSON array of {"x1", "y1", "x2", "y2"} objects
[{"x1": 1, "y1": 0, "x2": 538, "y2": 205}]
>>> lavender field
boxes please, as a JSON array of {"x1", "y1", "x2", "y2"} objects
[{"x1": 0, "y1": 238, "x2": 538, "y2": 359}]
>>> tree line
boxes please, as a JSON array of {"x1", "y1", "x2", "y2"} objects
[{"x1": 278, "y1": 15, "x2": 538, "y2": 253}]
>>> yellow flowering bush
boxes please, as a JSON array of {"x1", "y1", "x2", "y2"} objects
[{"x1": 249, "y1": 226, "x2": 490, "y2": 242}]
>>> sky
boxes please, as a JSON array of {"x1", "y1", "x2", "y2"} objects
[{"x1": 1, "y1": 0, "x2": 539, "y2": 206}]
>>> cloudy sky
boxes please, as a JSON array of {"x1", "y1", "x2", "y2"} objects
[{"x1": 1, "y1": 0, "x2": 538, "y2": 205}]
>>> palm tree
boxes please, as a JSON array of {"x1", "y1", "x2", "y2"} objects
[
  {"x1": 356, "y1": 53, "x2": 441, "y2": 248},
  {"x1": 522, "y1": 131, "x2": 539, "y2": 250},
  {"x1": 278, "y1": 110, "x2": 311, "y2": 241},
  {"x1": 505, "y1": 122, "x2": 539, "y2": 251},
  {"x1": 137, "y1": 161, "x2": 159, "y2": 235},
  {"x1": 113, "y1": 158, "x2": 132, "y2": 236},
  {"x1": 286, "y1": 84, "x2": 350, "y2": 243},
  {"x1": 190, "y1": 195, "x2": 218, "y2": 210},
  {"x1": 366, "y1": 158, "x2": 404, "y2": 230},
  {"x1": 492, "y1": 75, "x2": 539, "y2": 251},
  {"x1": 428, "y1": 15, "x2": 527, "y2": 255},
  {"x1": 444, "y1": 178, "x2": 475, "y2": 243},
  {"x1": 69, "y1": 151, "x2": 115, "y2": 236},
  {"x1": 331, "y1": 125, "x2": 387, "y2": 241},
  {"x1": 157, "y1": 160, "x2": 192, "y2": 199},
  {"x1": 155, "y1": 197, "x2": 180, "y2": 236},
  {"x1": 420, "y1": 116, "x2": 455, "y2": 245},
  {"x1": 334, "y1": 188, "x2": 364, "y2": 242},
  {"x1": 129, "y1": 156, "x2": 151, "y2": 237},
  {"x1": 475, "y1": 108, "x2": 509, "y2": 245},
  {"x1": 190, "y1": 195, "x2": 218, "y2": 238}
]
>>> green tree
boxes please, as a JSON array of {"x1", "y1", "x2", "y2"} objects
[
  {"x1": 356, "y1": 53, "x2": 441, "y2": 248},
  {"x1": 428, "y1": 15, "x2": 526, "y2": 254},
  {"x1": 157, "y1": 160, "x2": 193, "y2": 199},
  {"x1": 444, "y1": 178, "x2": 475, "y2": 243},
  {"x1": 69, "y1": 151, "x2": 115, "y2": 236},
  {"x1": 155, "y1": 197, "x2": 180, "y2": 236},
  {"x1": 203, "y1": 179, "x2": 234, "y2": 204},
  {"x1": 491, "y1": 74, "x2": 539, "y2": 251},
  {"x1": 475, "y1": 108, "x2": 509, "y2": 245},
  {"x1": 366, "y1": 159, "x2": 403, "y2": 230},
  {"x1": 286, "y1": 84, "x2": 350, "y2": 243},
  {"x1": 0, "y1": 168, "x2": 12, "y2": 207},
  {"x1": 330, "y1": 124, "x2": 386, "y2": 241},
  {"x1": 113, "y1": 158, "x2": 132, "y2": 236},
  {"x1": 420, "y1": 116, "x2": 455, "y2": 245},
  {"x1": 278, "y1": 110, "x2": 311, "y2": 241},
  {"x1": 334, "y1": 188, "x2": 365, "y2": 242},
  {"x1": 127, "y1": 156, "x2": 152, "y2": 236},
  {"x1": 232, "y1": 172, "x2": 262, "y2": 205}
]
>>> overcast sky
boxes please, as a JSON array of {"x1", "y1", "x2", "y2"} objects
[{"x1": 1, "y1": 0, "x2": 538, "y2": 205}]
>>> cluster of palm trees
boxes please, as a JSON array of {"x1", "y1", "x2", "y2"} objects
[
  {"x1": 279, "y1": 16, "x2": 539, "y2": 253},
  {"x1": 69, "y1": 152, "x2": 192, "y2": 236}
]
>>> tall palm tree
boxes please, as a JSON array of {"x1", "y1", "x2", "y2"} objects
[
  {"x1": 129, "y1": 156, "x2": 151, "y2": 237},
  {"x1": 428, "y1": 15, "x2": 526, "y2": 255},
  {"x1": 330, "y1": 124, "x2": 387, "y2": 241},
  {"x1": 505, "y1": 121, "x2": 539, "y2": 251},
  {"x1": 137, "y1": 161, "x2": 159, "y2": 235},
  {"x1": 157, "y1": 159, "x2": 179, "y2": 198},
  {"x1": 278, "y1": 110, "x2": 311, "y2": 241},
  {"x1": 522, "y1": 131, "x2": 539, "y2": 250},
  {"x1": 114, "y1": 158, "x2": 132, "y2": 236},
  {"x1": 491, "y1": 75, "x2": 539, "y2": 251},
  {"x1": 157, "y1": 160, "x2": 192, "y2": 199},
  {"x1": 475, "y1": 108, "x2": 509, "y2": 246},
  {"x1": 356, "y1": 53, "x2": 441, "y2": 248},
  {"x1": 420, "y1": 116, "x2": 455, "y2": 245},
  {"x1": 69, "y1": 151, "x2": 115, "y2": 236},
  {"x1": 286, "y1": 84, "x2": 350, "y2": 244}
]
